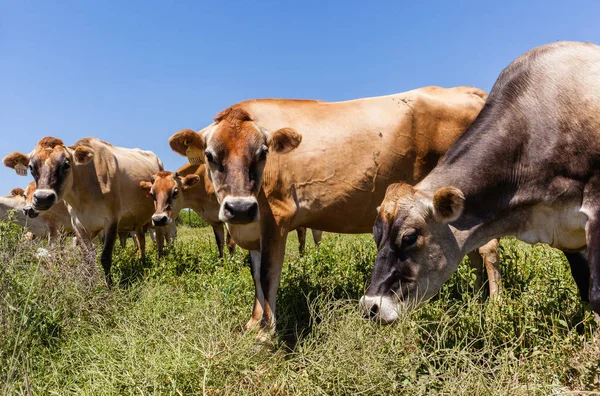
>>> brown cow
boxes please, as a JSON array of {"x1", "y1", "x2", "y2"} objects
[
  {"x1": 3, "y1": 137, "x2": 163, "y2": 285},
  {"x1": 169, "y1": 86, "x2": 500, "y2": 334},
  {"x1": 140, "y1": 165, "x2": 323, "y2": 258},
  {"x1": 360, "y1": 41, "x2": 600, "y2": 322}
]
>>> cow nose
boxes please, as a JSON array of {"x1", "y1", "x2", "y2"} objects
[
  {"x1": 369, "y1": 303, "x2": 379, "y2": 318},
  {"x1": 152, "y1": 214, "x2": 170, "y2": 227},
  {"x1": 222, "y1": 198, "x2": 258, "y2": 224},
  {"x1": 22, "y1": 206, "x2": 40, "y2": 218},
  {"x1": 32, "y1": 190, "x2": 56, "y2": 210}
]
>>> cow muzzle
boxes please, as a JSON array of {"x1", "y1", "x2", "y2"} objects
[
  {"x1": 219, "y1": 197, "x2": 258, "y2": 224},
  {"x1": 152, "y1": 214, "x2": 171, "y2": 227},
  {"x1": 23, "y1": 206, "x2": 40, "y2": 218},
  {"x1": 32, "y1": 190, "x2": 57, "y2": 211},
  {"x1": 359, "y1": 295, "x2": 400, "y2": 324}
]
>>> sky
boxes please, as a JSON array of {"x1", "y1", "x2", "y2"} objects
[{"x1": 1, "y1": 1, "x2": 599, "y2": 193}]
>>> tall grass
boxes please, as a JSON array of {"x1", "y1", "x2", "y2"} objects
[{"x1": 1, "y1": 221, "x2": 598, "y2": 394}]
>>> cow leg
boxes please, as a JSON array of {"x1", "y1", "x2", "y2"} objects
[
  {"x1": 101, "y1": 222, "x2": 118, "y2": 287},
  {"x1": 135, "y1": 226, "x2": 146, "y2": 260},
  {"x1": 563, "y1": 249, "x2": 590, "y2": 302},
  {"x1": 311, "y1": 229, "x2": 323, "y2": 246},
  {"x1": 211, "y1": 223, "x2": 225, "y2": 258},
  {"x1": 260, "y1": 230, "x2": 289, "y2": 333},
  {"x1": 297, "y1": 227, "x2": 307, "y2": 256},
  {"x1": 118, "y1": 232, "x2": 128, "y2": 249},
  {"x1": 244, "y1": 250, "x2": 264, "y2": 331},
  {"x1": 466, "y1": 250, "x2": 487, "y2": 295},
  {"x1": 226, "y1": 229, "x2": 236, "y2": 257},
  {"x1": 478, "y1": 239, "x2": 502, "y2": 298},
  {"x1": 154, "y1": 227, "x2": 165, "y2": 256},
  {"x1": 588, "y1": 216, "x2": 600, "y2": 314}
]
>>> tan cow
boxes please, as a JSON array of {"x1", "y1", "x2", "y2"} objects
[
  {"x1": 140, "y1": 164, "x2": 323, "y2": 258},
  {"x1": 169, "y1": 86, "x2": 500, "y2": 333},
  {"x1": 3, "y1": 137, "x2": 163, "y2": 285}
]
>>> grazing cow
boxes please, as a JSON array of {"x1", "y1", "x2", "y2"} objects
[
  {"x1": 359, "y1": 41, "x2": 600, "y2": 322},
  {"x1": 169, "y1": 86, "x2": 500, "y2": 333},
  {"x1": 3, "y1": 137, "x2": 163, "y2": 285}
]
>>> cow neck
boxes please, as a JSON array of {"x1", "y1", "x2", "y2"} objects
[{"x1": 418, "y1": 101, "x2": 528, "y2": 254}]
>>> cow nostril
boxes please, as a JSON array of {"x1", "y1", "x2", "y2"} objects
[
  {"x1": 369, "y1": 304, "x2": 379, "y2": 318},
  {"x1": 223, "y1": 202, "x2": 234, "y2": 217},
  {"x1": 247, "y1": 202, "x2": 258, "y2": 219}
]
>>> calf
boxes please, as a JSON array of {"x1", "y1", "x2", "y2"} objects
[
  {"x1": 360, "y1": 41, "x2": 600, "y2": 322},
  {"x1": 4, "y1": 137, "x2": 162, "y2": 285}
]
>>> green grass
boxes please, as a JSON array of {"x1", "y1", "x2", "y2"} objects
[{"x1": 1, "y1": 220, "x2": 599, "y2": 395}]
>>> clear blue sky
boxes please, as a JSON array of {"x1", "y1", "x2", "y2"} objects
[{"x1": 1, "y1": 1, "x2": 599, "y2": 193}]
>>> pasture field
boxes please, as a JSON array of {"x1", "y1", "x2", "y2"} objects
[{"x1": 1, "y1": 219, "x2": 599, "y2": 395}]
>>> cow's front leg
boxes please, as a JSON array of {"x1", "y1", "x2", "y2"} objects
[
  {"x1": 260, "y1": 230, "x2": 289, "y2": 335},
  {"x1": 587, "y1": 219, "x2": 600, "y2": 314},
  {"x1": 564, "y1": 249, "x2": 590, "y2": 302},
  {"x1": 210, "y1": 222, "x2": 225, "y2": 258},
  {"x1": 244, "y1": 250, "x2": 264, "y2": 331},
  {"x1": 101, "y1": 222, "x2": 118, "y2": 287}
]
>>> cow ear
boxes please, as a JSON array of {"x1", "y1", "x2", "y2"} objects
[
  {"x1": 140, "y1": 181, "x2": 153, "y2": 197},
  {"x1": 3, "y1": 152, "x2": 30, "y2": 176},
  {"x1": 169, "y1": 129, "x2": 206, "y2": 165},
  {"x1": 182, "y1": 174, "x2": 200, "y2": 190},
  {"x1": 432, "y1": 186, "x2": 465, "y2": 223},
  {"x1": 268, "y1": 127, "x2": 302, "y2": 154},
  {"x1": 73, "y1": 146, "x2": 94, "y2": 165},
  {"x1": 10, "y1": 187, "x2": 25, "y2": 197}
]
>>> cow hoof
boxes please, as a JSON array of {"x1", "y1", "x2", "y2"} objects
[{"x1": 243, "y1": 318, "x2": 262, "y2": 332}]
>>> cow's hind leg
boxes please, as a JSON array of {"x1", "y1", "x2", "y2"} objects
[
  {"x1": 244, "y1": 250, "x2": 264, "y2": 331},
  {"x1": 311, "y1": 229, "x2": 323, "y2": 246},
  {"x1": 101, "y1": 222, "x2": 118, "y2": 287},
  {"x1": 297, "y1": 227, "x2": 307, "y2": 256},
  {"x1": 478, "y1": 239, "x2": 501, "y2": 298},
  {"x1": 135, "y1": 226, "x2": 146, "y2": 260}
]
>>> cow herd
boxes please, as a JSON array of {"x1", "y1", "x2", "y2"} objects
[{"x1": 2, "y1": 41, "x2": 600, "y2": 337}]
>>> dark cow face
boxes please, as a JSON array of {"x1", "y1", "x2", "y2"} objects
[
  {"x1": 169, "y1": 107, "x2": 302, "y2": 225},
  {"x1": 360, "y1": 183, "x2": 466, "y2": 323},
  {"x1": 3, "y1": 137, "x2": 94, "y2": 211},
  {"x1": 140, "y1": 171, "x2": 199, "y2": 227},
  {"x1": 22, "y1": 181, "x2": 40, "y2": 218}
]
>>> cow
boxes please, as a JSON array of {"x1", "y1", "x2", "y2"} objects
[
  {"x1": 140, "y1": 165, "x2": 324, "y2": 258},
  {"x1": 168, "y1": 86, "x2": 500, "y2": 334},
  {"x1": 359, "y1": 41, "x2": 600, "y2": 323},
  {"x1": 3, "y1": 137, "x2": 163, "y2": 285}
]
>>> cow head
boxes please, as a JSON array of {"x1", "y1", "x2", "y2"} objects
[
  {"x1": 22, "y1": 181, "x2": 40, "y2": 218},
  {"x1": 3, "y1": 137, "x2": 94, "y2": 211},
  {"x1": 140, "y1": 171, "x2": 199, "y2": 227},
  {"x1": 169, "y1": 106, "x2": 302, "y2": 224},
  {"x1": 360, "y1": 182, "x2": 466, "y2": 323}
]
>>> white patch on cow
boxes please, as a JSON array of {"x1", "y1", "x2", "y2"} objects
[
  {"x1": 359, "y1": 295, "x2": 400, "y2": 324},
  {"x1": 517, "y1": 201, "x2": 587, "y2": 250},
  {"x1": 226, "y1": 222, "x2": 260, "y2": 247}
]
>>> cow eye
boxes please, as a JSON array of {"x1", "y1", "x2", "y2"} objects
[
  {"x1": 259, "y1": 146, "x2": 268, "y2": 161},
  {"x1": 63, "y1": 160, "x2": 71, "y2": 170},
  {"x1": 205, "y1": 151, "x2": 215, "y2": 164},
  {"x1": 401, "y1": 230, "x2": 418, "y2": 248},
  {"x1": 172, "y1": 188, "x2": 179, "y2": 197}
]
